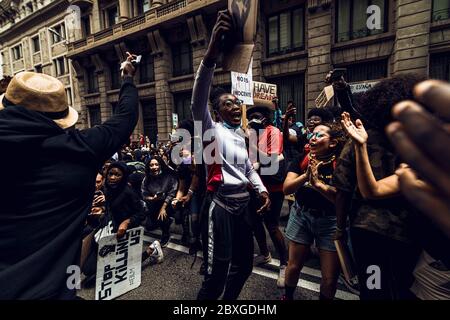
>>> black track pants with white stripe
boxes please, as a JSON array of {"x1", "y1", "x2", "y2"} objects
[{"x1": 197, "y1": 192, "x2": 254, "y2": 300}]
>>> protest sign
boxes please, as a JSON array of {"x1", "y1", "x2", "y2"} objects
[
  {"x1": 253, "y1": 81, "x2": 277, "y2": 109},
  {"x1": 231, "y1": 58, "x2": 253, "y2": 105},
  {"x1": 95, "y1": 227, "x2": 144, "y2": 300},
  {"x1": 223, "y1": 0, "x2": 259, "y2": 73},
  {"x1": 315, "y1": 85, "x2": 334, "y2": 108},
  {"x1": 349, "y1": 81, "x2": 379, "y2": 94}
]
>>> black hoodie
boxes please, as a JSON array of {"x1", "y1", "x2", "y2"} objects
[
  {"x1": 0, "y1": 77, "x2": 138, "y2": 299},
  {"x1": 104, "y1": 162, "x2": 144, "y2": 232}
]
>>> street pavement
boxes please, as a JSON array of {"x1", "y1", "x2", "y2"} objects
[{"x1": 78, "y1": 200, "x2": 359, "y2": 301}]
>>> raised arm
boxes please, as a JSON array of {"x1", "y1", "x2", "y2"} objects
[
  {"x1": 191, "y1": 10, "x2": 233, "y2": 131},
  {"x1": 341, "y1": 112, "x2": 400, "y2": 199},
  {"x1": 79, "y1": 53, "x2": 138, "y2": 164}
]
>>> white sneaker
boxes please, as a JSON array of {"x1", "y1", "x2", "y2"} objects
[
  {"x1": 277, "y1": 265, "x2": 286, "y2": 288},
  {"x1": 253, "y1": 253, "x2": 272, "y2": 266},
  {"x1": 150, "y1": 240, "x2": 164, "y2": 264}
]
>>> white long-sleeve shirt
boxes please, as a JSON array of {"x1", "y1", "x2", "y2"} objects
[{"x1": 191, "y1": 61, "x2": 267, "y2": 195}]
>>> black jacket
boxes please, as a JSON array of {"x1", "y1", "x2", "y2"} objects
[
  {"x1": 0, "y1": 77, "x2": 138, "y2": 299},
  {"x1": 104, "y1": 162, "x2": 145, "y2": 231},
  {"x1": 141, "y1": 170, "x2": 178, "y2": 205}
]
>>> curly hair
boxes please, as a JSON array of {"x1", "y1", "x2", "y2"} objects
[
  {"x1": 358, "y1": 73, "x2": 426, "y2": 131},
  {"x1": 307, "y1": 107, "x2": 334, "y2": 123},
  {"x1": 321, "y1": 122, "x2": 347, "y2": 155},
  {"x1": 209, "y1": 86, "x2": 228, "y2": 111}
]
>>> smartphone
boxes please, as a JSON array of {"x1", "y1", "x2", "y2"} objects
[{"x1": 131, "y1": 55, "x2": 142, "y2": 66}]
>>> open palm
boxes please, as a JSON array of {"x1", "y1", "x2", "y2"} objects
[{"x1": 341, "y1": 112, "x2": 368, "y2": 145}]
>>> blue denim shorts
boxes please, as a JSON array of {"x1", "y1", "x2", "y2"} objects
[{"x1": 285, "y1": 207, "x2": 337, "y2": 252}]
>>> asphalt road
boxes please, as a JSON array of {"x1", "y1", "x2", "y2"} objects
[{"x1": 78, "y1": 201, "x2": 359, "y2": 301}]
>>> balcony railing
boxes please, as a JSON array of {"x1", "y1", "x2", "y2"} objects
[
  {"x1": 93, "y1": 28, "x2": 113, "y2": 41},
  {"x1": 432, "y1": 8, "x2": 450, "y2": 22},
  {"x1": 123, "y1": 15, "x2": 146, "y2": 30},
  {"x1": 67, "y1": 0, "x2": 212, "y2": 54},
  {"x1": 157, "y1": 0, "x2": 187, "y2": 18}
]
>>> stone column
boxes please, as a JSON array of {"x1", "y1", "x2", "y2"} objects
[
  {"x1": 119, "y1": 0, "x2": 130, "y2": 21},
  {"x1": 91, "y1": 0, "x2": 102, "y2": 33},
  {"x1": 392, "y1": 0, "x2": 432, "y2": 76},
  {"x1": 305, "y1": 4, "x2": 332, "y2": 110},
  {"x1": 147, "y1": 30, "x2": 173, "y2": 142}
]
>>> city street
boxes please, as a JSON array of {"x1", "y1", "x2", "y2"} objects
[{"x1": 78, "y1": 202, "x2": 359, "y2": 301}]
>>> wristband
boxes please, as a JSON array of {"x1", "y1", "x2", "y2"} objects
[{"x1": 188, "y1": 189, "x2": 194, "y2": 196}]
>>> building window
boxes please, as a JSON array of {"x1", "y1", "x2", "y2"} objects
[
  {"x1": 86, "y1": 67, "x2": 99, "y2": 94},
  {"x1": 267, "y1": 7, "x2": 304, "y2": 56},
  {"x1": 50, "y1": 23, "x2": 66, "y2": 44},
  {"x1": 173, "y1": 92, "x2": 192, "y2": 121},
  {"x1": 172, "y1": 41, "x2": 193, "y2": 77},
  {"x1": 88, "y1": 105, "x2": 101, "y2": 127},
  {"x1": 32, "y1": 36, "x2": 40, "y2": 53},
  {"x1": 432, "y1": 0, "x2": 450, "y2": 21},
  {"x1": 138, "y1": 0, "x2": 151, "y2": 14},
  {"x1": 109, "y1": 61, "x2": 121, "y2": 89},
  {"x1": 430, "y1": 53, "x2": 450, "y2": 81},
  {"x1": 66, "y1": 88, "x2": 73, "y2": 106},
  {"x1": 336, "y1": 0, "x2": 387, "y2": 43},
  {"x1": 11, "y1": 45, "x2": 23, "y2": 60},
  {"x1": 139, "y1": 54, "x2": 155, "y2": 83},
  {"x1": 141, "y1": 100, "x2": 158, "y2": 145},
  {"x1": 269, "y1": 74, "x2": 305, "y2": 122},
  {"x1": 81, "y1": 15, "x2": 91, "y2": 37},
  {"x1": 343, "y1": 59, "x2": 388, "y2": 82},
  {"x1": 111, "y1": 102, "x2": 118, "y2": 115},
  {"x1": 53, "y1": 57, "x2": 67, "y2": 76},
  {"x1": 34, "y1": 65, "x2": 43, "y2": 73},
  {"x1": 105, "y1": 6, "x2": 118, "y2": 27}
]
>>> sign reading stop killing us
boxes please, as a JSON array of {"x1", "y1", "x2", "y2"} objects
[
  {"x1": 95, "y1": 227, "x2": 144, "y2": 300},
  {"x1": 231, "y1": 58, "x2": 254, "y2": 106}
]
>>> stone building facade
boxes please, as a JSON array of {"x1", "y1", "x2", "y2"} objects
[
  {"x1": 2, "y1": 0, "x2": 450, "y2": 143},
  {"x1": 0, "y1": 0, "x2": 81, "y2": 116}
]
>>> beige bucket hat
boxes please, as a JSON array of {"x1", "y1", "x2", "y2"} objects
[{"x1": 0, "y1": 71, "x2": 78, "y2": 129}]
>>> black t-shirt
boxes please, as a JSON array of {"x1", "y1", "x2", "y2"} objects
[{"x1": 288, "y1": 155, "x2": 335, "y2": 214}]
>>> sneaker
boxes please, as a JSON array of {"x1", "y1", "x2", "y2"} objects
[
  {"x1": 253, "y1": 253, "x2": 272, "y2": 266},
  {"x1": 277, "y1": 265, "x2": 286, "y2": 288},
  {"x1": 149, "y1": 240, "x2": 164, "y2": 264},
  {"x1": 160, "y1": 236, "x2": 170, "y2": 248},
  {"x1": 339, "y1": 273, "x2": 360, "y2": 296}
]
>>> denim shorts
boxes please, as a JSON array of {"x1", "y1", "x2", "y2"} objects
[{"x1": 285, "y1": 207, "x2": 337, "y2": 252}]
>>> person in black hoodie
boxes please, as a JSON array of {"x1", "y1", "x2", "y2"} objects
[
  {"x1": 103, "y1": 162, "x2": 145, "y2": 237},
  {"x1": 0, "y1": 52, "x2": 139, "y2": 299},
  {"x1": 82, "y1": 162, "x2": 163, "y2": 282},
  {"x1": 142, "y1": 155, "x2": 178, "y2": 247}
]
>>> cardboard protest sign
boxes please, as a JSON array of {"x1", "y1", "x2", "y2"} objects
[
  {"x1": 315, "y1": 85, "x2": 334, "y2": 108},
  {"x1": 231, "y1": 58, "x2": 254, "y2": 105},
  {"x1": 223, "y1": 0, "x2": 259, "y2": 73},
  {"x1": 253, "y1": 81, "x2": 277, "y2": 109},
  {"x1": 95, "y1": 227, "x2": 144, "y2": 300}
]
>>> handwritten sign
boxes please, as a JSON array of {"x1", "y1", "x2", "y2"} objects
[
  {"x1": 252, "y1": 81, "x2": 277, "y2": 109},
  {"x1": 95, "y1": 227, "x2": 144, "y2": 300},
  {"x1": 231, "y1": 58, "x2": 254, "y2": 105}
]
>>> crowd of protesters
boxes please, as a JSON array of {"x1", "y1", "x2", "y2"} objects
[{"x1": 1, "y1": 10, "x2": 449, "y2": 301}]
